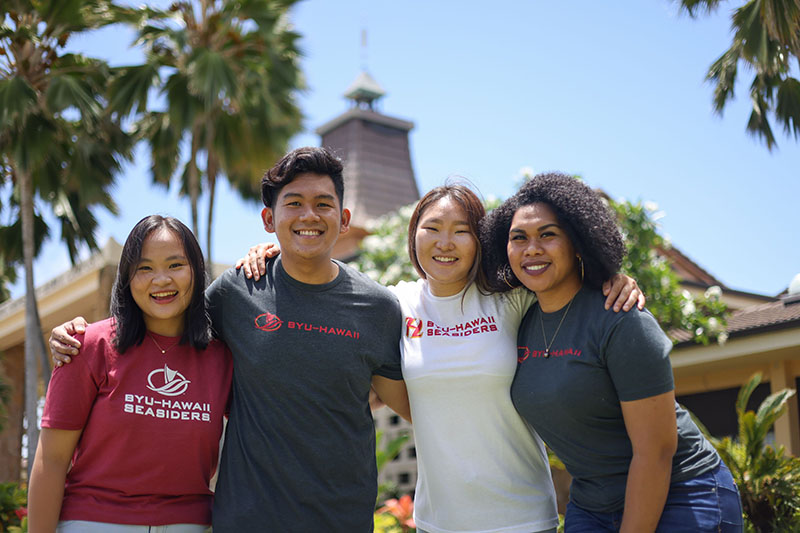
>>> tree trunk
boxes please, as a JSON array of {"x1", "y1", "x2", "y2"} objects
[
  {"x1": 19, "y1": 167, "x2": 41, "y2": 478},
  {"x1": 188, "y1": 131, "x2": 202, "y2": 237},
  {"x1": 204, "y1": 121, "x2": 217, "y2": 270}
]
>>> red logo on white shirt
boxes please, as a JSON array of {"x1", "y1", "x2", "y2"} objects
[{"x1": 405, "y1": 317, "x2": 423, "y2": 338}]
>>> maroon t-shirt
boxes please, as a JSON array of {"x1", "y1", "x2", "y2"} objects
[{"x1": 42, "y1": 318, "x2": 232, "y2": 525}]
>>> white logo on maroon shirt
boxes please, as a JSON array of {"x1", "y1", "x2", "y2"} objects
[{"x1": 147, "y1": 364, "x2": 191, "y2": 396}]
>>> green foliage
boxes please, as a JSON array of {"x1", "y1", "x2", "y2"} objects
[
  {"x1": 609, "y1": 199, "x2": 728, "y2": 344},
  {"x1": 678, "y1": 0, "x2": 800, "y2": 149},
  {"x1": 110, "y1": 0, "x2": 304, "y2": 263},
  {"x1": 0, "y1": 482, "x2": 27, "y2": 532},
  {"x1": 375, "y1": 429, "x2": 410, "y2": 504},
  {"x1": 693, "y1": 373, "x2": 800, "y2": 532},
  {"x1": 355, "y1": 204, "x2": 418, "y2": 286}
]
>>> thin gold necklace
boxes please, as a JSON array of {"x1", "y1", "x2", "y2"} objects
[
  {"x1": 147, "y1": 332, "x2": 179, "y2": 355},
  {"x1": 539, "y1": 296, "x2": 575, "y2": 358}
]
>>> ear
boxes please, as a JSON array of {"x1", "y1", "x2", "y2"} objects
[
  {"x1": 262, "y1": 207, "x2": 276, "y2": 234},
  {"x1": 339, "y1": 208, "x2": 351, "y2": 235}
]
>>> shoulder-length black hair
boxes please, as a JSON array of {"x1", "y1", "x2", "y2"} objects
[
  {"x1": 480, "y1": 172, "x2": 625, "y2": 293},
  {"x1": 110, "y1": 215, "x2": 210, "y2": 353}
]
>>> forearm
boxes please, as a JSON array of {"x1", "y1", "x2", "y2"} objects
[
  {"x1": 620, "y1": 452, "x2": 673, "y2": 533},
  {"x1": 28, "y1": 454, "x2": 69, "y2": 533},
  {"x1": 371, "y1": 376, "x2": 412, "y2": 423}
]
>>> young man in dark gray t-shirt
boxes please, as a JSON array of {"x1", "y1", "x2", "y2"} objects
[{"x1": 209, "y1": 147, "x2": 409, "y2": 531}]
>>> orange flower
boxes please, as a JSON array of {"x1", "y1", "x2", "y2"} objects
[{"x1": 377, "y1": 494, "x2": 415, "y2": 530}]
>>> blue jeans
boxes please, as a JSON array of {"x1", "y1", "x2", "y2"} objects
[{"x1": 565, "y1": 462, "x2": 743, "y2": 532}]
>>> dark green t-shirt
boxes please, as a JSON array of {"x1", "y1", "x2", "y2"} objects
[
  {"x1": 511, "y1": 286, "x2": 719, "y2": 512},
  {"x1": 207, "y1": 257, "x2": 402, "y2": 532}
]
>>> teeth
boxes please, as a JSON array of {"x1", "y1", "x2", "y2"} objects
[
  {"x1": 297, "y1": 230, "x2": 321, "y2": 236},
  {"x1": 524, "y1": 264, "x2": 547, "y2": 272},
  {"x1": 151, "y1": 291, "x2": 177, "y2": 298},
  {"x1": 434, "y1": 256, "x2": 457, "y2": 263}
]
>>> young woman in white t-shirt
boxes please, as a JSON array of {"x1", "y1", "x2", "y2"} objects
[{"x1": 239, "y1": 184, "x2": 642, "y2": 533}]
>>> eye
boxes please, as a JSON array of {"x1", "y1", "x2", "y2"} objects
[
  {"x1": 136, "y1": 265, "x2": 152, "y2": 272},
  {"x1": 510, "y1": 234, "x2": 526, "y2": 241},
  {"x1": 421, "y1": 226, "x2": 438, "y2": 232},
  {"x1": 170, "y1": 262, "x2": 186, "y2": 269},
  {"x1": 540, "y1": 231, "x2": 556, "y2": 238}
]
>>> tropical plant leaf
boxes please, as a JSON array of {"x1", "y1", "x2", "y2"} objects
[
  {"x1": 775, "y1": 76, "x2": 800, "y2": 138},
  {"x1": 0, "y1": 77, "x2": 37, "y2": 127}
]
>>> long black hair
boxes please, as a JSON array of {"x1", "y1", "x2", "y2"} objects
[{"x1": 110, "y1": 215, "x2": 210, "y2": 353}]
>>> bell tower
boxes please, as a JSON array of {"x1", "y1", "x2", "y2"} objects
[{"x1": 316, "y1": 68, "x2": 420, "y2": 258}]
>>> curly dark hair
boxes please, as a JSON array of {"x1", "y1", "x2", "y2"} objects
[{"x1": 480, "y1": 172, "x2": 625, "y2": 293}]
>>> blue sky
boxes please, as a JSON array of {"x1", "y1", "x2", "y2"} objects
[{"x1": 8, "y1": 0, "x2": 799, "y2": 299}]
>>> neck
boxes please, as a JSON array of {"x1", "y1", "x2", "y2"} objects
[
  {"x1": 537, "y1": 280, "x2": 582, "y2": 313},
  {"x1": 281, "y1": 256, "x2": 339, "y2": 285},
  {"x1": 427, "y1": 279, "x2": 469, "y2": 297},
  {"x1": 144, "y1": 318, "x2": 184, "y2": 337}
]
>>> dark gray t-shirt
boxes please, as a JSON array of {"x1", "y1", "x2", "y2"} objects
[
  {"x1": 511, "y1": 286, "x2": 719, "y2": 513},
  {"x1": 207, "y1": 257, "x2": 402, "y2": 532}
]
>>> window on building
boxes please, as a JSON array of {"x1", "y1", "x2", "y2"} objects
[
  {"x1": 389, "y1": 415, "x2": 400, "y2": 426},
  {"x1": 408, "y1": 446, "x2": 417, "y2": 458},
  {"x1": 399, "y1": 472, "x2": 410, "y2": 484}
]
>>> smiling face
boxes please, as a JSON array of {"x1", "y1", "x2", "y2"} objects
[
  {"x1": 506, "y1": 202, "x2": 582, "y2": 311},
  {"x1": 414, "y1": 196, "x2": 478, "y2": 297},
  {"x1": 261, "y1": 172, "x2": 350, "y2": 282},
  {"x1": 129, "y1": 227, "x2": 194, "y2": 336}
]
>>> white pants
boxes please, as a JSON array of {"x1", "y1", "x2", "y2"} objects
[{"x1": 57, "y1": 521, "x2": 209, "y2": 533}]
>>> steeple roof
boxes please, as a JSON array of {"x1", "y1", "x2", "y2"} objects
[{"x1": 343, "y1": 71, "x2": 386, "y2": 108}]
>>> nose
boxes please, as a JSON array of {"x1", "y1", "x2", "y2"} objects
[
  {"x1": 523, "y1": 238, "x2": 542, "y2": 257},
  {"x1": 298, "y1": 205, "x2": 320, "y2": 222},
  {"x1": 435, "y1": 231, "x2": 455, "y2": 251},
  {"x1": 152, "y1": 270, "x2": 172, "y2": 285}
]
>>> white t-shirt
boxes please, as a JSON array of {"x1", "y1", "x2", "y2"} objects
[{"x1": 391, "y1": 280, "x2": 559, "y2": 533}]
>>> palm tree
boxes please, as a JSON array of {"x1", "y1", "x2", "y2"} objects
[
  {"x1": 678, "y1": 0, "x2": 800, "y2": 149},
  {"x1": 0, "y1": 0, "x2": 133, "y2": 473},
  {"x1": 109, "y1": 0, "x2": 303, "y2": 264}
]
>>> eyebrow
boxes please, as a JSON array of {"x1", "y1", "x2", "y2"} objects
[
  {"x1": 138, "y1": 255, "x2": 187, "y2": 262},
  {"x1": 424, "y1": 218, "x2": 470, "y2": 226},
  {"x1": 281, "y1": 192, "x2": 336, "y2": 201},
  {"x1": 510, "y1": 223, "x2": 560, "y2": 233}
]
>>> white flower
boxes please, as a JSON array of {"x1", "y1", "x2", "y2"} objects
[
  {"x1": 704, "y1": 286, "x2": 722, "y2": 300},
  {"x1": 516, "y1": 166, "x2": 535, "y2": 181},
  {"x1": 717, "y1": 332, "x2": 729, "y2": 345},
  {"x1": 644, "y1": 201, "x2": 659, "y2": 212}
]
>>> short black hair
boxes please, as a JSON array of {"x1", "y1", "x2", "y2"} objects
[
  {"x1": 110, "y1": 215, "x2": 210, "y2": 353},
  {"x1": 480, "y1": 172, "x2": 625, "y2": 293},
  {"x1": 261, "y1": 146, "x2": 345, "y2": 209}
]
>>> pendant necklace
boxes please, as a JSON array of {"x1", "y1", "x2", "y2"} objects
[
  {"x1": 539, "y1": 296, "x2": 575, "y2": 358},
  {"x1": 148, "y1": 332, "x2": 179, "y2": 355}
]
